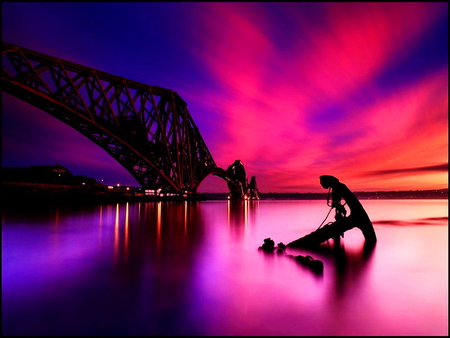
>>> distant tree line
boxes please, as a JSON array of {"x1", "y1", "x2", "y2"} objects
[{"x1": 1, "y1": 164, "x2": 99, "y2": 186}]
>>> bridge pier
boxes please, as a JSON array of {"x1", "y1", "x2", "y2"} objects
[{"x1": 219, "y1": 160, "x2": 259, "y2": 200}]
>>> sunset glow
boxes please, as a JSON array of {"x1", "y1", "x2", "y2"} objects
[{"x1": 1, "y1": 2, "x2": 448, "y2": 192}]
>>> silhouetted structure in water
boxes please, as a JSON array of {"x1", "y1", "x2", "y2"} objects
[
  {"x1": 248, "y1": 176, "x2": 259, "y2": 200},
  {"x1": 258, "y1": 238, "x2": 323, "y2": 274},
  {"x1": 289, "y1": 254, "x2": 324, "y2": 274},
  {"x1": 225, "y1": 160, "x2": 248, "y2": 199},
  {"x1": 287, "y1": 175, "x2": 377, "y2": 248}
]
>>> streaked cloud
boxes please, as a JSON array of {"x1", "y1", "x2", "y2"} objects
[
  {"x1": 2, "y1": 2, "x2": 448, "y2": 192},
  {"x1": 365, "y1": 163, "x2": 448, "y2": 176}
]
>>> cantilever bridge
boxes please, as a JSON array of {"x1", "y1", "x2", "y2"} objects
[{"x1": 2, "y1": 42, "x2": 259, "y2": 199}]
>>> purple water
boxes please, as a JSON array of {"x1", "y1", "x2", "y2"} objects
[{"x1": 2, "y1": 199, "x2": 448, "y2": 335}]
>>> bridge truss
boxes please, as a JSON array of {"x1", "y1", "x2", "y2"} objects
[{"x1": 2, "y1": 41, "x2": 258, "y2": 198}]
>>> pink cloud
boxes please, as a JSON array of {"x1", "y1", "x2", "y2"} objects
[
  {"x1": 4, "y1": 2, "x2": 446, "y2": 193},
  {"x1": 188, "y1": 3, "x2": 447, "y2": 192}
]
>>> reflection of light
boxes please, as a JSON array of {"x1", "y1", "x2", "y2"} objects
[
  {"x1": 184, "y1": 201, "x2": 188, "y2": 235},
  {"x1": 244, "y1": 199, "x2": 248, "y2": 237},
  {"x1": 124, "y1": 202, "x2": 129, "y2": 261},
  {"x1": 227, "y1": 200, "x2": 231, "y2": 230},
  {"x1": 156, "y1": 202, "x2": 162, "y2": 253},
  {"x1": 137, "y1": 202, "x2": 141, "y2": 222},
  {"x1": 99, "y1": 205, "x2": 103, "y2": 240},
  {"x1": 250, "y1": 200, "x2": 260, "y2": 226},
  {"x1": 114, "y1": 203, "x2": 120, "y2": 263}
]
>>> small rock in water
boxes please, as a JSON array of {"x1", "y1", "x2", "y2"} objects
[
  {"x1": 260, "y1": 238, "x2": 275, "y2": 251},
  {"x1": 293, "y1": 255, "x2": 324, "y2": 274}
]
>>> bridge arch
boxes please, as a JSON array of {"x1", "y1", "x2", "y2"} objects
[
  {"x1": 1, "y1": 42, "x2": 258, "y2": 199},
  {"x1": 208, "y1": 161, "x2": 259, "y2": 200}
]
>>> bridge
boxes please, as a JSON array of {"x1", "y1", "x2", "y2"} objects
[{"x1": 2, "y1": 42, "x2": 259, "y2": 199}]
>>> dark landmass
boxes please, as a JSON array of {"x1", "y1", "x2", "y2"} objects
[
  {"x1": 1, "y1": 165, "x2": 192, "y2": 206},
  {"x1": 1, "y1": 165, "x2": 447, "y2": 206},
  {"x1": 202, "y1": 189, "x2": 448, "y2": 200}
]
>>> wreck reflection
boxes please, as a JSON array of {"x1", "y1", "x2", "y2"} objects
[{"x1": 2, "y1": 199, "x2": 447, "y2": 336}]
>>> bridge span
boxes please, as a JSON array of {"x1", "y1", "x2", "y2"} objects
[{"x1": 2, "y1": 42, "x2": 259, "y2": 199}]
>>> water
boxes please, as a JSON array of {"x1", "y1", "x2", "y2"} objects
[{"x1": 2, "y1": 199, "x2": 448, "y2": 336}]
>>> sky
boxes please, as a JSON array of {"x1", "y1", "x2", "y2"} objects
[{"x1": 1, "y1": 2, "x2": 448, "y2": 193}]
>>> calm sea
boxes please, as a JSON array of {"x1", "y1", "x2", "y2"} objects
[{"x1": 2, "y1": 199, "x2": 448, "y2": 336}]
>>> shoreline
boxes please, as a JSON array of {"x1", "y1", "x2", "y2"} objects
[{"x1": 1, "y1": 181, "x2": 447, "y2": 206}]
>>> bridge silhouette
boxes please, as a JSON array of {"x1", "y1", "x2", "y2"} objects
[{"x1": 2, "y1": 42, "x2": 259, "y2": 199}]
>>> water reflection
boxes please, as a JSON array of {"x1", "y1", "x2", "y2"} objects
[
  {"x1": 313, "y1": 241, "x2": 376, "y2": 297},
  {"x1": 373, "y1": 216, "x2": 448, "y2": 226},
  {"x1": 2, "y1": 200, "x2": 447, "y2": 336},
  {"x1": 37, "y1": 201, "x2": 206, "y2": 335},
  {"x1": 227, "y1": 200, "x2": 260, "y2": 239},
  {"x1": 105, "y1": 201, "x2": 204, "y2": 262}
]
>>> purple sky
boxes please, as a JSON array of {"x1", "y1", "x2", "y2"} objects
[{"x1": 2, "y1": 2, "x2": 448, "y2": 193}]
